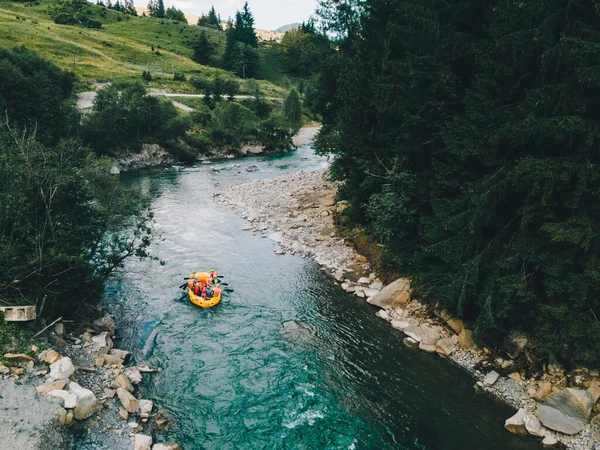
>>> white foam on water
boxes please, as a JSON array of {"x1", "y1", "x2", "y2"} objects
[{"x1": 283, "y1": 409, "x2": 325, "y2": 429}]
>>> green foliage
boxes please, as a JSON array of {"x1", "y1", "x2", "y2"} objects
[
  {"x1": 51, "y1": 0, "x2": 103, "y2": 28},
  {"x1": 142, "y1": 70, "x2": 152, "y2": 81},
  {"x1": 197, "y1": 6, "x2": 220, "y2": 30},
  {"x1": 317, "y1": 0, "x2": 600, "y2": 366},
  {"x1": 192, "y1": 31, "x2": 214, "y2": 65},
  {"x1": 147, "y1": 0, "x2": 164, "y2": 18},
  {"x1": 82, "y1": 81, "x2": 187, "y2": 154},
  {"x1": 221, "y1": 2, "x2": 259, "y2": 78},
  {"x1": 0, "y1": 47, "x2": 77, "y2": 143},
  {"x1": 173, "y1": 72, "x2": 185, "y2": 81},
  {"x1": 284, "y1": 87, "x2": 302, "y2": 131},
  {"x1": 280, "y1": 25, "x2": 330, "y2": 76},
  {"x1": 165, "y1": 6, "x2": 186, "y2": 23}
]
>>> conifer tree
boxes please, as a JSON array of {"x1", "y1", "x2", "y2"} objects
[{"x1": 192, "y1": 31, "x2": 214, "y2": 65}]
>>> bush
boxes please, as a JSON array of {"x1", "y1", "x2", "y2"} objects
[
  {"x1": 173, "y1": 72, "x2": 186, "y2": 81},
  {"x1": 53, "y1": 12, "x2": 77, "y2": 24},
  {"x1": 142, "y1": 70, "x2": 152, "y2": 81}
]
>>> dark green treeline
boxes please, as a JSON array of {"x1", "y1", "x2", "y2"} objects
[{"x1": 316, "y1": 0, "x2": 600, "y2": 366}]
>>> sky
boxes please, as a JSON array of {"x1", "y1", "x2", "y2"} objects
[{"x1": 139, "y1": 0, "x2": 319, "y2": 31}]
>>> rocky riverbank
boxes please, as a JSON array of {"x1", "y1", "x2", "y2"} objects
[
  {"x1": 0, "y1": 316, "x2": 179, "y2": 450},
  {"x1": 215, "y1": 168, "x2": 600, "y2": 450}
]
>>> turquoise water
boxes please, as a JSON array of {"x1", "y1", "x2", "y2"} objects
[{"x1": 102, "y1": 146, "x2": 540, "y2": 449}]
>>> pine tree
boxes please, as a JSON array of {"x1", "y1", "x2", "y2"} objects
[
  {"x1": 284, "y1": 88, "x2": 302, "y2": 130},
  {"x1": 233, "y1": 2, "x2": 257, "y2": 48},
  {"x1": 192, "y1": 31, "x2": 214, "y2": 65}
]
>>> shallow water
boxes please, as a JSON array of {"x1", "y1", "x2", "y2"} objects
[{"x1": 101, "y1": 146, "x2": 540, "y2": 449}]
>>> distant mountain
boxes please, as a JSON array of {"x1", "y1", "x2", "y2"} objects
[{"x1": 275, "y1": 23, "x2": 300, "y2": 33}]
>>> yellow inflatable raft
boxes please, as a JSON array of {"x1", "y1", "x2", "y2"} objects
[{"x1": 187, "y1": 272, "x2": 222, "y2": 308}]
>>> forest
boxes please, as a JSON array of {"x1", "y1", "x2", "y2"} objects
[{"x1": 314, "y1": 0, "x2": 600, "y2": 366}]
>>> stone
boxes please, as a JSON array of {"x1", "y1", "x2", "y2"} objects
[
  {"x1": 436, "y1": 335, "x2": 459, "y2": 358},
  {"x1": 362, "y1": 287, "x2": 380, "y2": 298},
  {"x1": 125, "y1": 366, "x2": 143, "y2": 385},
  {"x1": 139, "y1": 399, "x2": 153, "y2": 421},
  {"x1": 4, "y1": 353, "x2": 33, "y2": 362},
  {"x1": 117, "y1": 387, "x2": 139, "y2": 413},
  {"x1": 274, "y1": 248, "x2": 286, "y2": 255},
  {"x1": 523, "y1": 413, "x2": 546, "y2": 437},
  {"x1": 44, "y1": 350, "x2": 62, "y2": 364},
  {"x1": 544, "y1": 388, "x2": 593, "y2": 423},
  {"x1": 119, "y1": 409, "x2": 129, "y2": 420},
  {"x1": 65, "y1": 411, "x2": 74, "y2": 427},
  {"x1": 484, "y1": 371, "x2": 500, "y2": 387},
  {"x1": 369, "y1": 281, "x2": 383, "y2": 290},
  {"x1": 504, "y1": 408, "x2": 527, "y2": 435},
  {"x1": 137, "y1": 365, "x2": 159, "y2": 373},
  {"x1": 47, "y1": 390, "x2": 77, "y2": 409},
  {"x1": 535, "y1": 405, "x2": 584, "y2": 435},
  {"x1": 391, "y1": 319, "x2": 411, "y2": 330},
  {"x1": 102, "y1": 354, "x2": 123, "y2": 366},
  {"x1": 403, "y1": 337, "x2": 419, "y2": 350},
  {"x1": 445, "y1": 317, "x2": 464, "y2": 335},
  {"x1": 458, "y1": 329, "x2": 475, "y2": 350},
  {"x1": 68, "y1": 382, "x2": 99, "y2": 420},
  {"x1": 375, "y1": 310, "x2": 389, "y2": 321},
  {"x1": 134, "y1": 434, "x2": 153, "y2": 450},
  {"x1": 94, "y1": 357, "x2": 105, "y2": 368},
  {"x1": 55, "y1": 408, "x2": 67, "y2": 427},
  {"x1": 532, "y1": 382, "x2": 553, "y2": 402},
  {"x1": 109, "y1": 349, "x2": 131, "y2": 363},
  {"x1": 357, "y1": 277, "x2": 371, "y2": 286},
  {"x1": 104, "y1": 388, "x2": 116, "y2": 398},
  {"x1": 54, "y1": 323, "x2": 65, "y2": 336},
  {"x1": 508, "y1": 372, "x2": 522, "y2": 382},
  {"x1": 128, "y1": 421, "x2": 140, "y2": 429},
  {"x1": 36, "y1": 379, "x2": 67, "y2": 394},
  {"x1": 245, "y1": 165, "x2": 259, "y2": 172},
  {"x1": 11, "y1": 367, "x2": 24, "y2": 376},
  {"x1": 116, "y1": 373, "x2": 134, "y2": 393},
  {"x1": 587, "y1": 379, "x2": 600, "y2": 404},
  {"x1": 501, "y1": 360, "x2": 514, "y2": 369},
  {"x1": 355, "y1": 289, "x2": 365, "y2": 298},
  {"x1": 152, "y1": 444, "x2": 182, "y2": 450},
  {"x1": 368, "y1": 278, "x2": 411, "y2": 309},
  {"x1": 420, "y1": 325, "x2": 442, "y2": 346},
  {"x1": 93, "y1": 314, "x2": 116, "y2": 335},
  {"x1": 542, "y1": 436, "x2": 559, "y2": 448},
  {"x1": 403, "y1": 324, "x2": 422, "y2": 343},
  {"x1": 0, "y1": 365, "x2": 9, "y2": 375},
  {"x1": 49, "y1": 357, "x2": 75, "y2": 380},
  {"x1": 355, "y1": 254, "x2": 367, "y2": 263},
  {"x1": 419, "y1": 343, "x2": 437, "y2": 353},
  {"x1": 335, "y1": 270, "x2": 344, "y2": 282},
  {"x1": 506, "y1": 331, "x2": 528, "y2": 359},
  {"x1": 91, "y1": 332, "x2": 113, "y2": 355}
]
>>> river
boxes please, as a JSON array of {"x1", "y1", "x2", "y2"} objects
[{"x1": 101, "y1": 144, "x2": 540, "y2": 449}]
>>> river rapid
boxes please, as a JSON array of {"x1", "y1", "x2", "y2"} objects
[{"x1": 101, "y1": 144, "x2": 540, "y2": 449}]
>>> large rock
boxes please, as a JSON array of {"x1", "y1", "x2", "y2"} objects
[
  {"x1": 532, "y1": 382, "x2": 553, "y2": 402},
  {"x1": 542, "y1": 436, "x2": 559, "y2": 448},
  {"x1": 403, "y1": 324, "x2": 422, "y2": 342},
  {"x1": 544, "y1": 388, "x2": 593, "y2": 423},
  {"x1": 68, "y1": 382, "x2": 99, "y2": 420},
  {"x1": 125, "y1": 366, "x2": 143, "y2": 385},
  {"x1": 535, "y1": 405, "x2": 584, "y2": 435},
  {"x1": 504, "y1": 408, "x2": 527, "y2": 435},
  {"x1": 152, "y1": 444, "x2": 182, "y2": 450},
  {"x1": 93, "y1": 314, "x2": 116, "y2": 335},
  {"x1": 116, "y1": 373, "x2": 134, "y2": 393},
  {"x1": 362, "y1": 287, "x2": 380, "y2": 298},
  {"x1": 91, "y1": 332, "x2": 113, "y2": 355},
  {"x1": 109, "y1": 349, "x2": 131, "y2": 363},
  {"x1": 368, "y1": 278, "x2": 410, "y2": 309},
  {"x1": 102, "y1": 354, "x2": 124, "y2": 367},
  {"x1": 458, "y1": 329, "x2": 475, "y2": 349},
  {"x1": 587, "y1": 379, "x2": 600, "y2": 404},
  {"x1": 139, "y1": 399, "x2": 153, "y2": 422},
  {"x1": 445, "y1": 317, "x2": 464, "y2": 335},
  {"x1": 43, "y1": 350, "x2": 62, "y2": 365},
  {"x1": 49, "y1": 357, "x2": 75, "y2": 380},
  {"x1": 117, "y1": 387, "x2": 139, "y2": 413},
  {"x1": 418, "y1": 343, "x2": 437, "y2": 353},
  {"x1": 403, "y1": 337, "x2": 419, "y2": 350},
  {"x1": 420, "y1": 325, "x2": 442, "y2": 346},
  {"x1": 436, "y1": 335, "x2": 459, "y2": 358},
  {"x1": 134, "y1": 434, "x2": 153, "y2": 450},
  {"x1": 36, "y1": 379, "x2": 67, "y2": 394},
  {"x1": 390, "y1": 319, "x2": 412, "y2": 331},
  {"x1": 523, "y1": 413, "x2": 546, "y2": 437},
  {"x1": 483, "y1": 371, "x2": 500, "y2": 387},
  {"x1": 47, "y1": 390, "x2": 77, "y2": 409}
]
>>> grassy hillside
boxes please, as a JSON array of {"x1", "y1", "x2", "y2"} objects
[{"x1": 0, "y1": 0, "x2": 286, "y2": 96}]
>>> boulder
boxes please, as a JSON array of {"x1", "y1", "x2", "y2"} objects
[
  {"x1": 420, "y1": 325, "x2": 442, "y2": 346},
  {"x1": 436, "y1": 335, "x2": 459, "y2": 358},
  {"x1": 587, "y1": 379, "x2": 600, "y2": 404},
  {"x1": 102, "y1": 354, "x2": 124, "y2": 367},
  {"x1": 134, "y1": 434, "x2": 153, "y2": 450},
  {"x1": 403, "y1": 337, "x2": 419, "y2": 350},
  {"x1": 542, "y1": 436, "x2": 559, "y2": 448},
  {"x1": 419, "y1": 343, "x2": 437, "y2": 353},
  {"x1": 49, "y1": 357, "x2": 75, "y2": 380},
  {"x1": 375, "y1": 310, "x2": 390, "y2": 321},
  {"x1": 43, "y1": 350, "x2": 62, "y2": 364},
  {"x1": 391, "y1": 291, "x2": 410, "y2": 308},
  {"x1": 523, "y1": 413, "x2": 546, "y2": 437},
  {"x1": 535, "y1": 405, "x2": 584, "y2": 435},
  {"x1": 139, "y1": 399, "x2": 153, "y2": 422},
  {"x1": 543, "y1": 388, "x2": 593, "y2": 423},
  {"x1": 0, "y1": 365, "x2": 9, "y2": 375},
  {"x1": 36, "y1": 379, "x2": 67, "y2": 394},
  {"x1": 117, "y1": 387, "x2": 139, "y2": 413},
  {"x1": 91, "y1": 332, "x2": 113, "y2": 355},
  {"x1": 119, "y1": 409, "x2": 129, "y2": 420},
  {"x1": 483, "y1": 371, "x2": 500, "y2": 387},
  {"x1": 116, "y1": 373, "x2": 134, "y2": 393},
  {"x1": 104, "y1": 388, "x2": 116, "y2": 398},
  {"x1": 445, "y1": 317, "x2": 464, "y2": 335},
  {"x1": 109, "y1": 349, "x2": 131, "y2": 363},
  {"x1": 532, "y1": 382, "x2": 553, "y2": 402},
  {"x1": 68, "y1": 382, "x2": 99, "y2": 420},
  {"x1": 362, "y1": 288, "x2": 380, "y2": 298},
  {"x1": 47, "y1": 390, "x2": 77, "y2": 409},
  {"x1": 357, "y1": 277, "x2": 371, "y2": 286},
  {"x1": 368, "y1": 278, "x2": 410, "y2": 309},
  {"x1": 125, "y1": 367, "x2": 143, "y2": 385},
  {"x1": 458, "y1": 329, "x2": 475, "y2": 349},
  {"x1": 93, "y1": 315, "x2": 116, "y2": 335},
  {"x1": 403, "y1": 324, "x2": 422, "y2": 343},
  {"x1": 152, "y1": 444, "x2": 182, "y2": 450},
  {"x1": 369, "y1": 281, "x2": 383, "y2": 290},
  {"x1": 504, "y1": 408, "x2": 527, "y2": 435},
  {"x1": 390, "y1": 319, "x2": 412, "y2": 330}
]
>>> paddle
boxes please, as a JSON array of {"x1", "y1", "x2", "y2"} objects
[{"x1": 179, "y1": 280, "x2": 229, "y2": 289}]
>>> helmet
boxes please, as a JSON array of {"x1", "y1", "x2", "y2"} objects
[
  {"x1": 192, "y1": 270, "x2": 196, "y2": 274},
  {"x1": 211, "y1": 269, "x2": 215, "y2": 273}
]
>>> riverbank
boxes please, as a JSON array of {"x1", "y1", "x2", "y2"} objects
[
  {"x1": 215, "y1": 168, "x2": 600, "y2": 450},
  {"x1": 0, "y1": 316, "x2": 178, "y2": 450}
]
